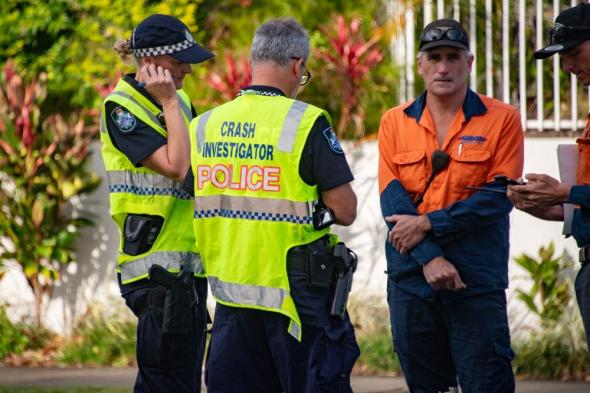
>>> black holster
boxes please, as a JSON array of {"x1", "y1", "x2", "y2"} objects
[
  {"x1": 329, "y1": 243, "x2": 357, "y2": 320},
  {"x1": 148, "y1": 264, "x2": 197, "y2": 335},
  {"x1": 123, "y1": 214, "x2": 164, "y2": 256}
]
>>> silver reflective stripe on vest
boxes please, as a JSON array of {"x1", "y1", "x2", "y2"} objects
[
  {"x1": 120, "y1": 251, "x2": 203, "y2": 282},
  {"x1": 107, "y1": 91, "x2": 164, "y2": 129},
  {"x1": 177, "y1": 94, "x2": 192, "y2": 121},
  {"x1": 107, "y1": 170, "x2": 191, "y2": 200},
  {"x1": 194, "y1": 195, "x2": 313, "y2": 224},
  {"x1": 278, "y1": 101, "x2": 309, "y2": 153},
  {"x1": 99, "y1": 113, "x2": 106, "y2": 134},
  {"x1": 208, "y1": 276, "x2": 286, "y2": 309},
  {"x1": 288, "y1": 321, "x2": 301, "y2": 339},
  {"x1": 196, "y1": 109, "x2": 214, "y2": 152}
]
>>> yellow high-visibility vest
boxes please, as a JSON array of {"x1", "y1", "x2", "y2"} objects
[
  {"x1": 100, "y1": 78, "x2": 202, "y2": 283},
  {"x1": 190, "y1": 91, "x2": 335, "y2": 340}
]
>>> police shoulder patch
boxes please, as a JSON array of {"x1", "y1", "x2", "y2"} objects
[
  {"x1": 322, "y1": 127, "x2": 344, "y2": 154},
  {"x1": 110, "y1": 106, "x2": 136, "y2": 133}
]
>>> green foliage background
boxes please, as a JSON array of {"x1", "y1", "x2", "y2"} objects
[
  {"x1": 0, "y1": 0, "x2": 394, "y2": 138},
  {"x1": 0, "y1": 0, "x2": 206, "y2": 112},
  {"x1": 0, "y1": 0, "x2": 585, "y2": 137}
]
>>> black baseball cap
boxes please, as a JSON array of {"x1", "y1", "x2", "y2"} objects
[
  {"x1": 419, "y1": 19, "x2": 469, "y2": 51},
  {"x1": 130, "y1": 14, "x2": 213, "y2": 64},
  {"x1": 534, "y1": 3, "x2": 590, "y2": 59}
]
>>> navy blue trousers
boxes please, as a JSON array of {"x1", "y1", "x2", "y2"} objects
[
  {"x1": 205, "y1": 270, "x2": 360, "y2": 393},
  {"x1": 122, "y1": 277, "x2": 208, "y2": 393},
  {"x1": 388, "y1": 280, "x2": 515, "y2": 393},
  {"x1": 575, "y1": 262, "x2": 590, "y2": 353}
]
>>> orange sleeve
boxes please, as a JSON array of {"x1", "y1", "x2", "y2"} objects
[
  {"x1": 378, "y1": 111, "x2": 400, "y2": 194},
  {"x1": 486, "y1": 108, "x2": 524, "y2": 182}
]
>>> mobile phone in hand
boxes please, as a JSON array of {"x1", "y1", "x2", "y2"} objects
[{"x1": 494, "y1": 175, "x2": 525, "y2": 186}]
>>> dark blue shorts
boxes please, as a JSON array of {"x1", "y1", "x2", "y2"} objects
[
  {"x1": 388, "y1": 279, "x2": 515, "y2": 393},
  {"x1": 205, "y1": 270, "x2": 360, "y2": 393},
  {"x1": 122, "y1": 277, "x2": 208, "y2": 393}
]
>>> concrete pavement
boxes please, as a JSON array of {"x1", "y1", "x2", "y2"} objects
[{"x1": 0, "y1": 366, "x2": 588, "y2": 392}]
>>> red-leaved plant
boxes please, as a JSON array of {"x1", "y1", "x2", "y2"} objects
[
  {"x1": 316, "y1": 15, "x2": 383, "y2": 139},
  {"x1": 0, "y1": 60, "x2": 101, "y2": 327},
  {"x1": 205, "y1": 51, "x2": 251, "y2": 102}
]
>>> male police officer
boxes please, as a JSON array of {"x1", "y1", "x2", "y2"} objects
[
  {"x1": 378, "y1": 19, "x2": 524, "y2": 392},
  {"x1": 101, "y1": 14, "x2": 212, "y2": 393},
  {"x1": 508, "y1": 2, "x2": 590, "y2": 353},
  {"x1": 187, "y1": 17, "x2": 360, "y2": 393}
]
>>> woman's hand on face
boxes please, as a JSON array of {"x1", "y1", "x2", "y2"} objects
[{"x1": 140, "y1": 63, "x2": 177, "y2": 106}]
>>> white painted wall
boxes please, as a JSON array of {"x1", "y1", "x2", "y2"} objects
[{"x1": 0, "y1": 138, "x2": 582, "y2": 334}]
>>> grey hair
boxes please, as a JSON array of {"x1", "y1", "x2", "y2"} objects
[{"x1": 251, "y1": 18, "x2": 310, "y2": 67}]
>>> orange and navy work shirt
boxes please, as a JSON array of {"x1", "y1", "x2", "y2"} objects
[
  {"x1": 378, "y1": 89, "x2": 524, "y2": 301},
  {"x1": 576, "y1": 114, "x2": 590, "y2": 185},
  {"x1": 569, "y1": 114, "x2": 590, "y2": 247},
  {"x1": 378, "y1": 89, "x2": 524, "y2": 213}
]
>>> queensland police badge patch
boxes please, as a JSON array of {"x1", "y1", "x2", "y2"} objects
[
  {"x1": 111, "y1": 106, "x2": 136, "y2": 133},
  {"x1": 322, "y1": 127, "x2": 344, "y2": 154}
]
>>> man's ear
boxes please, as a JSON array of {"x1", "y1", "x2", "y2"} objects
[
  {"x1": 466, "y1": 53, "x2": 474, "y2": 74},
  {"x1": 291, "y1": 57, "x2": 303, "y2": 76}
]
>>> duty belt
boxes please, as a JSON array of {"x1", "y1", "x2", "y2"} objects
[
  {"x1": 579, "y1": 246, "x2": 590, "y2": 265},
  {"x1": 287, "y1": 236, "x2": 330, "y2": 271}
]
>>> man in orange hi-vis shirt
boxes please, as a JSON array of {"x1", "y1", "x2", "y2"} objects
[{"x1": 378, "y1": 19, "x2": 524, "y2": 393}]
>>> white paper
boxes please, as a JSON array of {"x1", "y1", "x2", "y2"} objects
[{"x1": 557, "y1": 144, "x2": 579, "y2": 236}]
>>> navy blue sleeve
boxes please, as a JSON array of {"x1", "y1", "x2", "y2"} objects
[
  {"x1": 299, "y1": 115, "x2": 354, "y2": 191},
  {"x1": 569, "y1": 186, "x2": 590, "y2": 246},
  {"x1": 105, "y1": 101, "x2": 167, "y2": 166},
  {"x1": 426, "y1": 182, "x2": 513, "y2": 238},
  {"x1": 568, "y1": 185, "x2": 590, "y2": 208},
  {"x1": 380, "y1": 180, "x2": 445, "y2": 265}
]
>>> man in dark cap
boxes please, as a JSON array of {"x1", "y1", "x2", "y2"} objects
[
  {"x1": 509, "y1": 2, "x2": 590, "y2": 354},
  {"x1": 101, "y1": 14, "x2": 212, "y2": 393},
  {"x1": 378, "y1": 18, "x2": 524, "y2": 392}
]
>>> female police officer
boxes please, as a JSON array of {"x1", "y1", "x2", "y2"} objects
[{"x1": 101, "y1": 14, "x2": 213, "y2": 393}]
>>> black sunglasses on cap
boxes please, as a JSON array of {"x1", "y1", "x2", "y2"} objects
[
  {"x1": 421, "y1": 28, "x2": 467, "y2": 43},
  {"x1": 547, "y1": 24, "x2": 590, "y2": 44}
]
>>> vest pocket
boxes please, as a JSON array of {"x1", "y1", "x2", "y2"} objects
[
  {"x1": 392, "y1": 150, "x2": 427, "y2": 195},
  {"x1": 576, "y1": 138, "x2": 590, "y2": 184}
]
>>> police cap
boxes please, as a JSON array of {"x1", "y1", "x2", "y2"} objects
[{"x1": 130, "y1": 14, "x2": 213, "y2": 64}]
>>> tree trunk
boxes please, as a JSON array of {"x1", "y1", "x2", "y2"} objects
[
  {"x1": 31, "y1": 275, "x2": 43, "y2": 328},
  {"x1": 337, "y1": 102, "x2": 352, "y2": 139}
]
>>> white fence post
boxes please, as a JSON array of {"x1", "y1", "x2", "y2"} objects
[
  {"x1": 502, "y1": 0, "x2": 510, "y2": 104},
  {"x1": 536, "y1": 0, "x2": 544, "y2": 132},
  {"x1": 553, "y1": 0, "x2": 561, "y2": 132},
  {"x1": 519, "y1": 0, "x2": 527, "y2": 128},
  {"x1": 469, "y1": 0, "x2": 477, "y2": 91}
]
